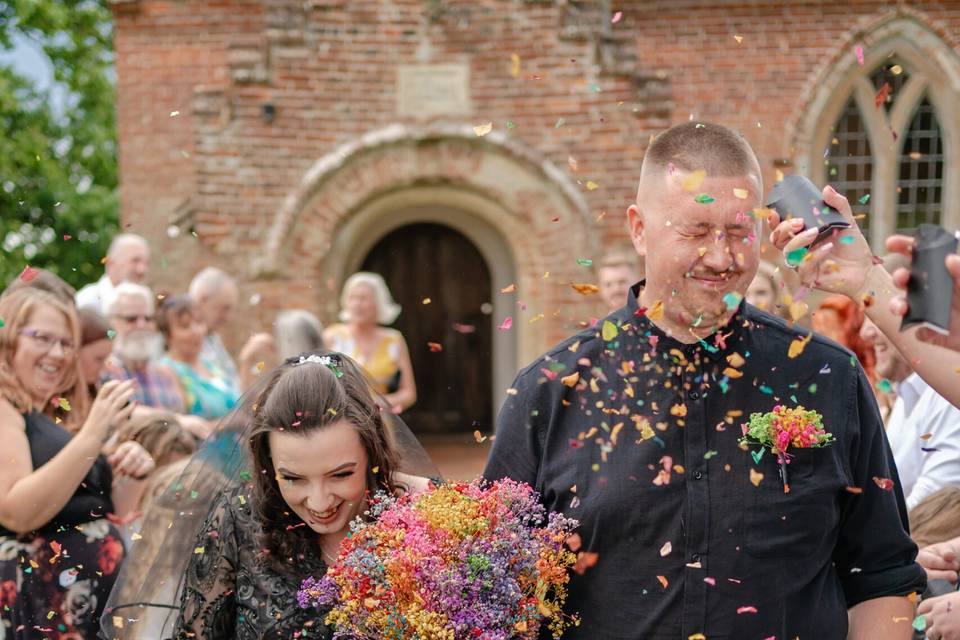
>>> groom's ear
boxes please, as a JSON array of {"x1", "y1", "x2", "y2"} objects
[{"x1": 627, "y1": 204, "x2": 648, "y2": 258}]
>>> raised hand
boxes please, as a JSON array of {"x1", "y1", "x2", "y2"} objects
[
  {"x1": 919, "y1": 591, "x2": 960, "y2": 640},
  {"x1": 107, "y1": 440, "x2": 155, "y2": 479},
  {"x1": 886, "y1": 234, "x2": 960, "y2": 352},
  {"x1": 768, "y1": 185, "x2": 875, "y2": 299},
  {"x1": 918, "y1": 539, "x2": 960, "y2": 583},
  {"x1": 82, "y1": 380, "x2": 137, "y2": 443}
]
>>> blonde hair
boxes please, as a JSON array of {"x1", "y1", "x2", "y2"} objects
[
  {"x1": 909, "y1": 486, "x2": 960, "y2": 548},
  {"x1": 338, "y1": 272, "x2": 401, "y2": 325},
  {"x1": 114, "y1": 410, "x2": 195, "y2": 469},
  {"x1": 0, "y1": 288, "x2": 90, "y2": 422}
]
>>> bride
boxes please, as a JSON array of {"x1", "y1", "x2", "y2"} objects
[{"x1": 101, "y1": 351, "x2": 437, "y2": 639}]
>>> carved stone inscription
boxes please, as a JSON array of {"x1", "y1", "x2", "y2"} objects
[{"x1": 397, "y1": 63, "x2": 471, "y2": 117}]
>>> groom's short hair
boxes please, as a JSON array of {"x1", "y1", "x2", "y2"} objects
[{"x1": 640, "y1": 121, "x2": 762, "y2": 185}]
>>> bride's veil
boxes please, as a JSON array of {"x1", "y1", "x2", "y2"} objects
[{"x1": 99, "y1": 351, "x2": 440, "y2": 639}]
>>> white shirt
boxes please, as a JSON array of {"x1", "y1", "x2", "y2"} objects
[
  {"x1": 75, "y1": 274, "x2": 117, "y2": 314},
  {"x1": 886, "y1": 373, "x2": 960, "y2": 511}
]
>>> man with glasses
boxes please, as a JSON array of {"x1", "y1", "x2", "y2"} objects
[{"x1": 102, "y1": 283, "x2": 213, "y2": 440}]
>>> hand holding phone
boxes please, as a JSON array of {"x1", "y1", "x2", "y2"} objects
[
  {"x1": 902, "y1": 224, "x2": 960, "y2": 334},
  {"x1": 766, "y1": 175, "x2": 851, "y2": 245}
]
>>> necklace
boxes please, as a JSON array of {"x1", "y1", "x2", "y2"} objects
[{"x1": 321, "y1": 547, "x2": 337, "y2": 565}]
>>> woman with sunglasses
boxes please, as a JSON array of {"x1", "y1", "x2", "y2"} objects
[{"x1": 0, "y1": 287, "x2": 153, "y2": 638}]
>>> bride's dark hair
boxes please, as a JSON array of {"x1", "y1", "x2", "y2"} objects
[{"x1": 248, "y1": 352, "x2": 400, "y2": 573}]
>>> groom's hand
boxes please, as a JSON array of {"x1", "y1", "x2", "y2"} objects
[{"x1": 768, "y1": 185, "x2": 875, "y2": 300}]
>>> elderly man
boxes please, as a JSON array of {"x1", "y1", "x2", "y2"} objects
[
  {"x1": 76, "y1": 233, "x2": 150, "y2": 314},
  {"x1": 102, "y1": 283, "x2": 212, "y2": 439},
  {"x1": 188, "y1": 267, "x2": 240, "y2": 387},
  {"x1": 485, "y1": 122, "x2": 924, "y2": 639}
]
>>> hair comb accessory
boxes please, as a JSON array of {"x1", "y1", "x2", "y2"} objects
[{"x1": 295, "y1": 353, "x2": 343, "y2": 377}]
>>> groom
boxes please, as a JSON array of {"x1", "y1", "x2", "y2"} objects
[{"x1": 484, "y1": 122, "x2": 925, "y2": 639}]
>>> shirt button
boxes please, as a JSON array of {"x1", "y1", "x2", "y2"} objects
[
  {"x1": 689, "y1": 390, "x2": 700, "y2": 400},
  {"x1": 694, "y1": 470, "x2": 703, "y2": 480}
]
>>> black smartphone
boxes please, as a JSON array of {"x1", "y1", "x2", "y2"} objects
[
  {"x1": 766, "y1": 175, "x2": 851, "y2": 244},
  {"x1": 902, "y1": 224, "x2": 959, "y2": 334}
]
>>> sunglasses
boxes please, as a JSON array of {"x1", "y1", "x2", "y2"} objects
[{"x1": 114, "y1": 313, "x2": 155, "y2": 324}]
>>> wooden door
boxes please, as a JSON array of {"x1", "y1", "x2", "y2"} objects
[{"x1": 361, "y1": 223, "x2": 493, "y2": 435}]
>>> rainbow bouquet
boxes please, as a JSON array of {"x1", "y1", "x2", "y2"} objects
[{"x1": 298, "y1": 478, "x2": 580, "y2": 639}]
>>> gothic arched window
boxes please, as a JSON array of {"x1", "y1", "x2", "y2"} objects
[{"x1": 803, "y1": 22, "x2": 959, "y2": 249}]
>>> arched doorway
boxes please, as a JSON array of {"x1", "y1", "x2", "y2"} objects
[{"x1": 361, "y1": 223, "x2": 493, "y2": 435}]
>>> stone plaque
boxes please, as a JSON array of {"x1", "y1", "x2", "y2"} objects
[{"x1": 397, "y1": 63, "x2": 471, "y2": 117}]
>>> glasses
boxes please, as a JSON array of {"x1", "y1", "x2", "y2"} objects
[
  {"x1": 114, "y1": 313, "x2": 155, "y2": 324},
  {"x1": 19, "y1": 329, "x2": 77, "y2": 356}
]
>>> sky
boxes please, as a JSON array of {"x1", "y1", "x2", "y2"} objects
[{"x1": 0, "y1": 33, "x2": 55, "y2": 88}]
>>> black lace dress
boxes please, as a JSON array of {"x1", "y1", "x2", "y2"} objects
[{"x1": 173, "y1": 486, "x2": 331, "y2": 639}]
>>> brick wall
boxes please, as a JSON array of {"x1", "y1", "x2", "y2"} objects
[{"x1": 110, "y1": 0, "x2": 960, "y2": 357}]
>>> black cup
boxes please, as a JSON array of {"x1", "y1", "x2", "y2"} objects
[
  {"x1": 766, "y1": 175, "x2": 851, "y2": 244},
  {"x1": 902, "y1": 224, "x2": 959, "y2": 334}
]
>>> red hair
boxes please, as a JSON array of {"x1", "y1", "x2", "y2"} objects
[{"x1": 812, "y1": 295, "x2": 876, "y2": 382}]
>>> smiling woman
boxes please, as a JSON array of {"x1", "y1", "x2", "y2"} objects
[
  {"x1": 0, "y1": 287, "x2": 147, "y2": 639},
  {"x1": 100, "y1": 350, "x2": 437, "y2": 640}
]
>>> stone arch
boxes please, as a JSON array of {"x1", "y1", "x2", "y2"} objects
[
  {"x1": 791, "y1": 11, "x2": 960, "y2": 244},
  {"x1": 255, "y1": 123, "x2": 595, "y2": 400}
]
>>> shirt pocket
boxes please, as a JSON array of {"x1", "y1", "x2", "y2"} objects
[{"x1": 743, "y1": 447, "x2": 836, "y2": 559}]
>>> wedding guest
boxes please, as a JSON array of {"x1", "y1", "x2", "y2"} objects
[
  {"x1": 859, "y1": 315, "x2": 960, "y2": 510},
  {"x1": 745, "y1": 259, "x2": 780, "y2": 313},
  {"x1": 0, "y1": 288, "x2": 151, "y2": 638},
  {"x1": 486, "y1": 122, "x2": 925, "y2": 638},
  {"x1": 277, "y1": 309, "x2": 325, "y2": 360},
  {"x1": 78, "y1": 307, "x2": 113, "y2": 398},
  {"x1": 770, "y1": 204, "x2": 960, "y2": 408},
  {"x1": 102, "y1": 285, "x2": 215, "y2": 443},
  {"x1": 237, "y1": 309, "x2": 325, "y2": 389},
  {"x1": 596, "y1": 250, "x2": 643, "y2": 311},
  {"x1": 102, "y1": 284, "x2": 188, "y2": 415},
  {"x1": 172, "y1": 353, "x2": 430, "y2": 639},
  {"x1": 910, "y1": 487, "x2": 960, "y2": 549},
  {"x1": 324, "y1": 273, "x2": 416, "y2": 411},
  {"x1": 189, "y1": 267, "x2": 241, "y2": 388},
  {"x1": 812, "y1": 294, "x2": 877, "y2": 381},
  {"x1": 114, "y1": 409, "x2": 195, "y2": 472},
  {"x1": 3, "y1": 267, "x2": 77, "y2": 306},
  {"x1": 76, "y1": 233, "x2": 150, "y2": 314},
  {"x1": 157, "y1": 294, "x2": 240, "y2": 421}
]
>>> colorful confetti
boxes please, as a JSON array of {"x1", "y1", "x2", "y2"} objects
[
  {"x1": 694, "y1": 193, "x2": 715, "y2": 204},
  {"x1": 681, "y1": 170, "x2": 706, "y2": 192},
  {"x1": 786, "y1": 247, "x2": 808, "y2": 267},
  {"x1": 473, "y1": 122, "x2": 493, "y2": 137},
  {"x1": 571, "y1": 283, "x2": 600, "y2": 295},
  {"x1": 601, "y1": 320, "x2": 618, "y2": 341}
]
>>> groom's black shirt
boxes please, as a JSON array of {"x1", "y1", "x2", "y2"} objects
[{"x1": 485, "y1": 283, "x2": 925, "y2": 639}]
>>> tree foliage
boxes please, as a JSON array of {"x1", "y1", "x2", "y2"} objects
[{"x1": 0, "y1": 0, "x2": 117, "y2": 291}]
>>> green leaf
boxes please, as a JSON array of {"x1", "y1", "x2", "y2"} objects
[{"x1": 0, "y1": 0, "x2": 118, "y2": 290}]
